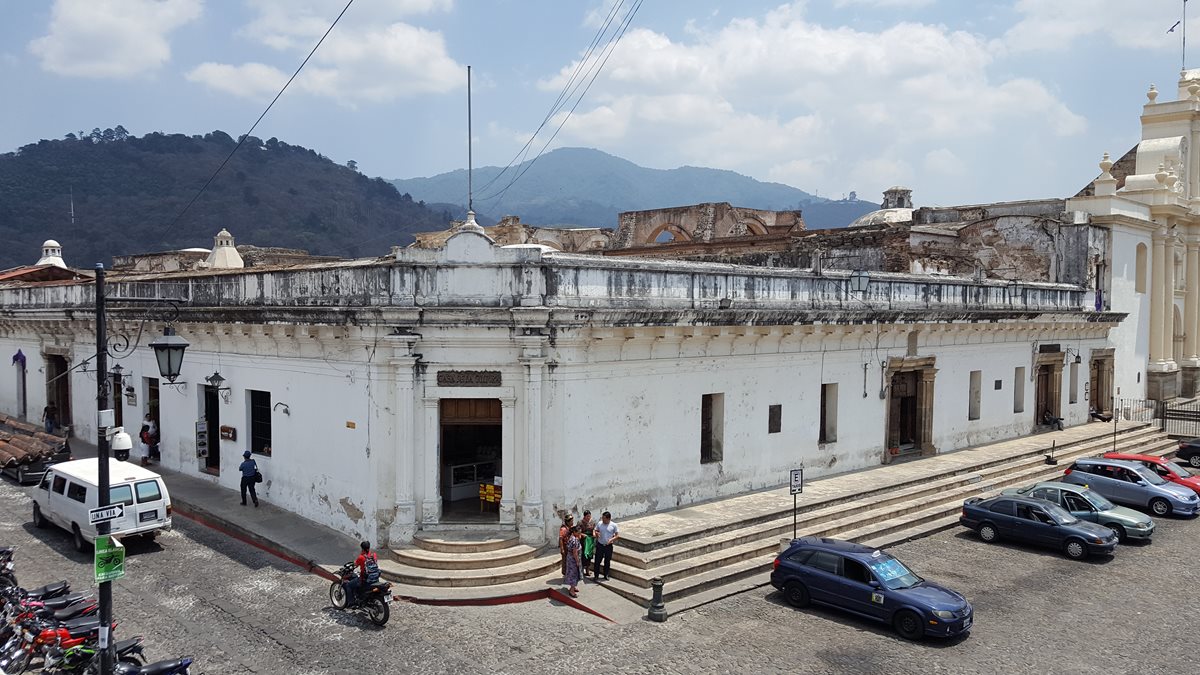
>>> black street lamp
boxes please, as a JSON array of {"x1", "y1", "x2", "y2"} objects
[{"x1": 94, "y1": 264, "x2": 188, "y2": 675}]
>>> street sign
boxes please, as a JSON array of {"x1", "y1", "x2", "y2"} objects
[
  {"x1": 790, "y1": 468, "x2": 804, "y2": 495},
  {"x1": 94, "y1": 535, "x2": 125, "y2": 584},
  {"x1": 88, "y1": 503, "x2": 125, "y2": 525}
]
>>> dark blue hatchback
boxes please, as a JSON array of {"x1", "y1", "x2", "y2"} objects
[{"x1": 770, "y1": 537, "x2": 973, "y2": 640}]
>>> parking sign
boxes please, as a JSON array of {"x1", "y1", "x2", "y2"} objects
[{"x1": 790, "y1": 468, "x2": 804, "y2": 495}]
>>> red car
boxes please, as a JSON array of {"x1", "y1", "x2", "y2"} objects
[{"x1": 1103, "y1": 453, "x2": 1200, "y2": 495}]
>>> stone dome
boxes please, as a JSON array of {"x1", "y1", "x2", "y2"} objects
[
  {"x1": 37, "y1": 239, "x2": 67, "y2": 268},
  {"x1": 847, "y1": 186, "x2": 916, "y2": 228}
]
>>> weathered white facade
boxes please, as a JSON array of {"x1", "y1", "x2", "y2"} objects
[{"x1": 0, "y1": 228, "x2": 1118, "y2": 545}]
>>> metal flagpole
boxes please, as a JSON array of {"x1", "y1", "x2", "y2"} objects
[
  {"x1": 1185, "y1": 0, "x2": 1189, "y2": 71},
  {"x1": 467, "y1": 65, "x2": 473, "y2": 213}
]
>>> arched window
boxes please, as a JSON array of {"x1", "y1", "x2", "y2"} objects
[
  {"x1": 1135, "y1": 243, "x2": 1148, "y2": 294},
  {"x1": 655, "y1": 230, "x2": 676, "y2": 243}
]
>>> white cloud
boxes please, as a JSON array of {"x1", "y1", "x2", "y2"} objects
[
  {"x1": 28, "y1": 0, "x2": 201, "y2": 78},
  {"x1": 188, "y1": 0, "x2": 462, "y2": 103},
  {"x1": 529, "y1": 3, "x2": 1085, "y2": 202},
  {"x1": 1004, "y1": 0, "x2": 1179, "y2": 52}
]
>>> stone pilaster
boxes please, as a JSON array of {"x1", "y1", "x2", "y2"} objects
[
  {"x1": 1149, "y1": 227, "x2": 1167, "y2": 368},
  {"x1": 419, "y1": 397, "x2": 441, "y2": 526},
  {"x1": 518, "y1": 353, "x2": 546, "y2": 545}
]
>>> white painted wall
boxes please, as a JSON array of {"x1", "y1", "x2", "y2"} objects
[{"x1": 1108, "y1": 225, "x2": 1152, "y2": 399}]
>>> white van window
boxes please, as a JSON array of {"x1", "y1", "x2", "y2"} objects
[
  {"x1": 135, "y1": 480, "x2": 162, "y2": 503},
  {"x1": 39, "y1": 473, "x2": 51, "y2": 490},
  {"x1": 52, "y1": 476, "x2": 67, "y2": 494},
  {"x1": 109, "y1": 485, "x2": 134, "y2": 507},
  {"x1": 66, "y1": 482, "x2": 87, "y2": 503}
]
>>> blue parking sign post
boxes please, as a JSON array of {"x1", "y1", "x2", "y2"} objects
[{"x1": 790, "y1": 468, "x2": 804, "y2": 540}]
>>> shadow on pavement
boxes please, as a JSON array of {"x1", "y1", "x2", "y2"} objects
[{"x1": 762, "y1": 590, "x2": 971, "y2": 648}]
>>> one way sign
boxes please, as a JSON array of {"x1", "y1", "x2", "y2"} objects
[{"x1": 88, "y1": 504, "x2": 125, "y2": 525}]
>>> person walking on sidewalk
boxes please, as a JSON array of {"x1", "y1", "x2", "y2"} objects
[
  {"x1": 239, "y1": 450, "x2": 260, "y2": 507},
  {"x1": 563, "y1": 525, "x2": 582, "y2": 598},
  {"x1": 579, "y1": 510, "x2": 596, "y2": 578},
  {"x1": 593, "y1": 511, "x2": 619, "y2": 581}
]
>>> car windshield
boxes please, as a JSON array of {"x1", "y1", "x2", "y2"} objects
[
  {"x1": 1165, "y1": 461, "x2": 1192, "y2": 478},
  {"x1": 1081, "y1": 489, "x2": 1114, "y2": 511},
  {"x1": 867, "y1": 556, "x2": 923, "y2": 590},
  {"x1": 1043, "y1": 503, "x2": 1080, "y2": 525}
]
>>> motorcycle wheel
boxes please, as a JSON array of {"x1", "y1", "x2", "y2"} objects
[
  {"x1": 329, "y1": 581, "x2": 347, "y2": 609},
  {"x1": 120, "y1": 655, "x2": 145, "y2": 667},
  {"x1": 0, "y1": 573, "x2": 15, "y2": 589},
  {"x1": 7, "y1": 647, "x2": 33, "y2": 674},
  {"x1": 365, "y1": 596, "x2": 390, "y2": 626}
]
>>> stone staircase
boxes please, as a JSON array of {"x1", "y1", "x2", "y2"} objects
[
  {"x1": 380, "y1": 531, "x2": 558, "y2": 588},
  {"x1": 600, "y1": 424, "x2": 1177, "y2": 612}
]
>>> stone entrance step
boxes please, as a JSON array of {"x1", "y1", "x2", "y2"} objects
[
  {"x1": 384, "y1": 530, "x2": 555, "y2": 587},
  {"x1": 600, "y1": 424, "x2": 1176, "y2": 612},
  {"x1": 379, "y1": 550, "x2": 559, "y2": 587},
  {"x1": 410, "y1": 532, "x2": 519, "y2": 553},
  {"x1": 393, "y1": 544, "x2": 540, "y2": 570}
]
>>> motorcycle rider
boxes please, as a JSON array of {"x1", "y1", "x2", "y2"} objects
[{"x1": 344, "y1": 540, "x2": 380, "y2": 607}]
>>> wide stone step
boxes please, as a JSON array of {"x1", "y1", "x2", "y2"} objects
[
  {"x1": 411, "y1": 532, "x2": 519, "y2": 554},
  {"x1": 378, "y1": 552, "x2": 558, "y2": 587},
  {"x1": 617, "y1": 424, "x2": 1157, "y2": 552},
  {"x1": 391, "y1": 544, "x2": 540, "y2": 570},
  {"x1": 615, "y1": 432, "x2": 1171, "y2": 570}
]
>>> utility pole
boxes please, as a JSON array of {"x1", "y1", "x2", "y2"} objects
[{"x1": 94, "y1": 263, "x2": 114, "y2": 675}]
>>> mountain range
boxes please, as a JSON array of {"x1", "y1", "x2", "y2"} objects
[{"x1": 391, "y1": 147, "x2": 878, "y2": 230}]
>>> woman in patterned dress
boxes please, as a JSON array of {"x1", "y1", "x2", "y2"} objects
[{"x1": 564, "y1": 524, "x2": 582, "y2": 597}]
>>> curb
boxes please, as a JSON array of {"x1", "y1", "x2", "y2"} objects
[{"x1": 398, "y1": 588, "x2": 615, "y2": 623}]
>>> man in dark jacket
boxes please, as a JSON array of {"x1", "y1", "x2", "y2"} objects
[{"x1": 239, "y1": 450, "x2": 259, "y2": 507}]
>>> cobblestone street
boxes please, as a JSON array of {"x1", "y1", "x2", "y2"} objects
[{"x1": 2, "y1": 477, "x2": 1199, "y2": 674}]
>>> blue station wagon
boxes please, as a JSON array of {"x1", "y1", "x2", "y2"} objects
[{"x1": 770, "y1": 537, "x2": 973, "y2": 640}]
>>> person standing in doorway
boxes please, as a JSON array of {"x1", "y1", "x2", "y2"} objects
[
  {"x1": 145, "y1": 413, "x2": 160, "y2": 461},
  {"x1": 239, "y1": 450, "x2": 259, "y2": 507},
  {"x1": 42, "y1": 403, "x2": 58, "y2": 434},
  {"x1": 137, "y1": 423, "x2": 152, "y2": 466},
  {"x1": 593, "y1": 511, "x2": 619, "y2": 582}
]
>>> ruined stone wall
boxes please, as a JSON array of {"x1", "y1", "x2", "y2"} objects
[{"x1": 611, "y1": 202, "x2": 804, "y2": 249}]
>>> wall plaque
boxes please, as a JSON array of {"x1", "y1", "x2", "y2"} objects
[
  {"x1": 437, "y1": 370, "x2": 502, "y2": 387},
  {"x1": 219, "y1": 425, "x2": 237, "y2": 441}
]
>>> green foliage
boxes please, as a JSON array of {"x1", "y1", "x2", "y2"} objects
[{"x1": 0, "y1": 129, "x2": 454, "y2": 270}]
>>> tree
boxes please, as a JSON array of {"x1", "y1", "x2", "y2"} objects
[
  {"x1": 102, "y1": 128, "x2": 116, "y2": 143},
  {"x1": 64, "y1": 133, "x2": 77, "y2": 141},
  {"x1": 346, "y1": 159, "x2": 358, "y2": 171},
  {"x1": 114, "y1": 125, "x2": 129, "y2": 141},
  {"x1": 90, "y1": 128, "x2": 102, "y2": 143}
]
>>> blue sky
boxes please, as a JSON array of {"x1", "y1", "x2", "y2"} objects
[{"x1": 0, "y1": 0, "x2": 1193, "y2": 208}]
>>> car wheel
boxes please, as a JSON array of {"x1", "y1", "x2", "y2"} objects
[
  {"x1": 783, "y1": 581, "x2": 810, "y2": 608},
  {"x1": 71, "y1": 524, "x2": 87, "y2": 553},
  {"x1": 1150, "y1": 498, "x2": 1171, "y2": 517},
  {"x1": 977, "y1": 523, "x2": 999, "y2": 543},
  {"x1": 892, "y1": 609, "x2": 925, "y2": 641},
  {"x1": 1107, "y1": 524, "x2": 1127, "y2": 543},
  {"x1": 1188, "y1": 454, "x2": 1200, "y2": 468},
  {"x1": 32, "y1": 502, "x2": 46, "y2": 528},
  {"x1": 1063, "y1": 538, "x2": 1088, "y2": 560}
]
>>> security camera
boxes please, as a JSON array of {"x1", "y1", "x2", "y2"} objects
[{"x1": 109, "y1": 427, "x2": 133, "y2": 452}]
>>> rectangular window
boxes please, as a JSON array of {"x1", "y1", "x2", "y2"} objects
[
  {"x1": 700, "y1": 393, "x2": 724, "y2": 463},
  {"x1": 135, "y1": 480, "x2": 162, "y2": 503},
  {"x1": 249, "y1": 390, "x2": 272, "y2": 456},
  {"x1": 819, "y1": 383, "x2": 838, "y2": 444},
  {"x1": 108, "y1": 484, "x2": 134, "y2": 507},
  {"x1": 1069, "y1": 362, "x2": 1079, "y2": 404},
  {"x1": 66, "y1": 482, "x2": 87, "y2": 503},
  {"x1": 768, "y1": 404, "x2": 782, "y2": 434},
  {"x1": 968, "y1": 370, "x2": 982, "y2": 420},
  {"x1": 1014, "y1": 367, "x2": 1025, "y2": 413},
  {"x1": 52, "y1": 475, "x2": 66, "y2": 494}
]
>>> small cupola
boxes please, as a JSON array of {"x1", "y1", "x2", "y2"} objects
[
  {"x1": 205, "y1": 228, "x2": 244, "y2": 269},
  {"x1": 37, "y1": 239, "x2": 67, "y2": 268}
]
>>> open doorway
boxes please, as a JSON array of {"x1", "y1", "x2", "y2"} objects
[
  {"x1": 439, "y1": 399, "x2": 501, "y2": 523},
  {"x1": 14, "y1": 359, "x2": 27, "y2": 420},
  {"x1": 43, "y1": 354, "x2": 71, "y2": 436},
  {"x1": 887, "y1": 371, "x2": 920, "y2": 457},
  {"x1": 145, "y1": 377, "x2": 160, "y2": 461},
  {"x1": 201, "y1": 385, "x2": 220, "y2": 474}
]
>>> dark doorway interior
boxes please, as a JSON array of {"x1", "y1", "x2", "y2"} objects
[
  {"x1": 147, "y1": 378, "x2": 160, "y2": 461},
  {"x1": 15, "y1": 362, "x2": 27, "y2": 420},
  {"x1": 202, "y1": 385, "x2": 220, "y2": 474},
  {"x1": 44, "y1": 355, "x2": 71, "y2": 435},
  {"x1": 1036, "y1": 365, "x2": 1052, "y2": 422},
  {"x1": 888, "y1": 371, "x2": 920, "y2": 455},
  {"x1": 440, "y1": 399, "x2": 501, "y2": 523}
]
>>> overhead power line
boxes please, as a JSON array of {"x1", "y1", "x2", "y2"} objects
[{"x1": 163, "y1": 0, "x2": 355, "y2": 233}]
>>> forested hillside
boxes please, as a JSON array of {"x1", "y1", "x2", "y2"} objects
[{"x1": 0, "y1": 128, "x2": 453, "y2": 270}]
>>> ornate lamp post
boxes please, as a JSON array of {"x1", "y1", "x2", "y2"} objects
[{"x1": 94, "y1": 264, "x2": 189, "y2": 675}]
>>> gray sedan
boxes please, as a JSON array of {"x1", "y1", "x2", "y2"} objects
[{"x1": 1002, "y1": 481, "x2": 1154, "y2": 542}]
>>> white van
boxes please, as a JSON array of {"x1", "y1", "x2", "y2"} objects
[{"x1": 31, "y1": 458, "x2": 173, "y2": 551}]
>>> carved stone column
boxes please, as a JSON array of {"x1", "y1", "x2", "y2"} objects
[
  {"x1": 519, "y1": 355, "x2": 546, "y2": 545},
  {"x1": 1150, "y1": 227, "x2": 1167, "y2": 367},
  {"x1": 918, "y1": 367, "x2": 938, "y2": 456},
  {"x1": 390, "y1": 354, "x2": 418, "y2": 543},
  {"x1": 499, "y1": 396, "x2": 517, "y2": 528},
  {"x1": 1164, "y1": 231, "x2": 1178, "y2": 368},
  {"x1": 419, "y1": 397, "x2": 441, "y2": 526},
  {"x1": 1184, "y1": 233, "x2": 1200, "y2": 395}
]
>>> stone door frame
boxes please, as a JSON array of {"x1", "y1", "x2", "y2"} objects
[{"x1": 882, "y1": 355, "x2": 937, "y2": 463}]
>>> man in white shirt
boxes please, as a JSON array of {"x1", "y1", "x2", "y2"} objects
[{"x1": 593, "y1": 511, "x2": 619, "y2": 581}]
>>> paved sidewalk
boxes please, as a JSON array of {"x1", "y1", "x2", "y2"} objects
[{"x1": 67, "y1": 438, "x2": 357, "y2": 579}]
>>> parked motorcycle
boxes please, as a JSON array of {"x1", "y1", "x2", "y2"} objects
[
  {"x1": 99, "y1": 656, "x2": 193, "y2": 675},
  {"x1": 0, "y1": 615, "x2": 116, "y2": 673},
  {"x1": 0, "y1": 547, "x2": 15, "y2": 589},
  {"x1": 42, "y1": 635, "x2": 146, "y2": 673},
  {"x1": 328, "y1": 562, "x2": 391, "y2": 626}
]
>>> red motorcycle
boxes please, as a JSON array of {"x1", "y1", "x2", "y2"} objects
[{"x1": 1, "y1": 616, "x2": 116, "y2": 673}]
